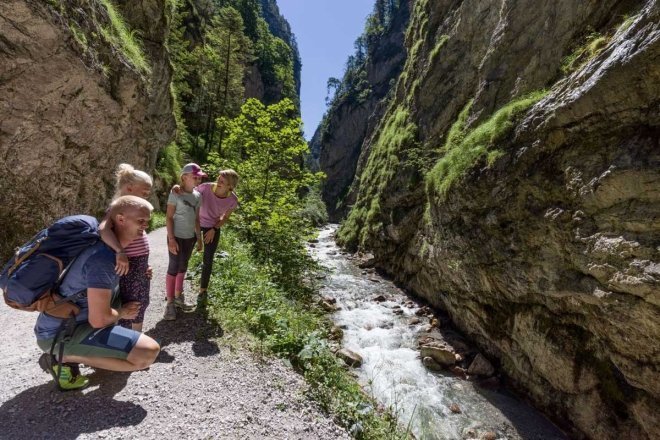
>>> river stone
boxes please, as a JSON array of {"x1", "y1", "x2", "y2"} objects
[
  {"x1": 329, "y1": 326, "x2": 344, "y2": 341},
  {"x1": 320, "y1": 300, "x2": 337, "y2": 312},
  {"x1": 420, "y1": 345, "x2": 456, "y2": 366},
  {"x1": 337, "y1": 349, "x2": 363, "y2": 368},
  {"x1": 422, "y1": 356, "x2": 443, "y2": 372},
  {"x1": 468, "y1": 354, "x2": 495, "y2": 377}
]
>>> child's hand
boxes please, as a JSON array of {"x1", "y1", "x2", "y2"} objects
[
  {"x1": 145, "y1": 265, "x2": 153, "y2": 280},
  {"x1": 171, "y1": 184, "x2": 182, "y2": 195},
  {"x1": 168, "y1": 237, "x2": 179, "y2": 255},
  {"x1": 203, "y1": 229, "x2": 215, "y2": 244},
  {"x1": 196, "y1": 237, "x2": 203, "y2": 252},
  {"x1": 115, "y1": 253, "x2": 129, "y2": 276}
]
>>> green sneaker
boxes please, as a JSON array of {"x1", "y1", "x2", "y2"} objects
[{"x1": 38, "y1": 353, "x2": 89, "y2": 391}]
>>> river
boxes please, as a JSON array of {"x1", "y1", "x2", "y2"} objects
[{"x1": 310, "y1": 225, "x2": 567, "y2": 440}]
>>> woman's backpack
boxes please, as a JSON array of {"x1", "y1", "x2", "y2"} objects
[{"x1": 0, "y1": 215, "x2": 100, "y2": 318}]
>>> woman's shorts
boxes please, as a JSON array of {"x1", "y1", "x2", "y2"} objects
[{"x1": 37, "y1": 323, "x2": 141, "y2": 360}]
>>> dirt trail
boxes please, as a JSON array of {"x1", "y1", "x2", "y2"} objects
[{"x1": 0, "y1": 227, "x2": 349, "y2": 439}]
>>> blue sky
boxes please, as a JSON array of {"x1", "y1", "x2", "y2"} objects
[{"x1": 276, "y1": 0, "x2": 374, "y2": 140}]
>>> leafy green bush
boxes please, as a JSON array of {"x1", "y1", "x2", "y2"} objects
[
  {"x1": 148, "y1": 211, "x2": 166, "y2": 231},
  {"x1": 426, "y1": 90, "x2": 547, "y2": 200},
  {"x1": 300, "y1": 185, "x2": 329, "y2": 227},
  {"x1": 154, "y1": 141, "x2": 183, "y2": 188},
  {"x1": 214, "y1": 98, "x2": 322, "y2": 293}
]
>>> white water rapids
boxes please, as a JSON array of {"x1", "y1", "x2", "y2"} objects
[{"x1": 310, "y1": 225, "x2": 567, "y2": 440}]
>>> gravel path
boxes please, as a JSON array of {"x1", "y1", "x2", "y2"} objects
[{"x1": 0, "y1": 227, "x2": 349, "y2": 439}]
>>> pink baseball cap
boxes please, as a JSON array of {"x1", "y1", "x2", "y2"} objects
[{"x1": 181, "y1": 163, "x2": 207, "y2": 177}]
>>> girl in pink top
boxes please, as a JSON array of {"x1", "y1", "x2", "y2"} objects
[
  {"x1": 197, "y1": 170, "x2": 239, "y2": 309},
  {"x1": 172, "y1": 169, "x2": 239, "y2": 311}
]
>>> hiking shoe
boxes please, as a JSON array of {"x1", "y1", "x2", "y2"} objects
[
  {"x1": 38, "y1": 353, "x2": 89, "y2": 391},
  {"x1": 174, "y1": 293, "x2": 193, "y2": 311},
  {"x1": 163, "y1": 302, "x2": 177, "y2": 320}
]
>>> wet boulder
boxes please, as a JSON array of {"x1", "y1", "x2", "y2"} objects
[
  {"x1": 420, "y1": 344, "x2": 456, "y2": 366},
  {"x1": 468, "y1": 353, "x2": 495, "y2": 377},
  {"x1": 337, "y1": 348, "x2": 363, "y2": 367}
]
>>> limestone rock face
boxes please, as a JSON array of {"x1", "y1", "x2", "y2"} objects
[
  {"x1": 315, "y1": 1, "x2": 410, "y2": 221},
  {"x1": 334, "y1": 0, "x2": 659, "y2": 438},
  {"x1": 0, "y1": 0, "x2": 175, "y2": 257}
]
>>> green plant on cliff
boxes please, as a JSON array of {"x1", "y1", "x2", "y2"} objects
[
  {"x1": 338, "y1": 105, "x2": 418, "y2": 249},
  {"x1": 428, "y1": 34, "x2": 449, "y2": 64},
  {"x1": 154, "y1": 141, "x2": 183, "y2": 189},
  {"x1": 426, "y1": 90, "x2": 548, "y2": 200},
  {"x1": 99, "y1": 0, "x2": 150, "y2": 74}
]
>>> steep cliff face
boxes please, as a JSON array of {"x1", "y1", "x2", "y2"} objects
[
  {"x1": 259, "y1": 0, "x2": 301, "y2": 102},
  {"x1": 315, "y1": 1, "x2": 410, "y2": 221},
  {"x1": 335, "y1": 0, "x2": 659, "y2": 438},
  {"x1": 0, "y1": 0, "x2": 175, "y2": 257}
]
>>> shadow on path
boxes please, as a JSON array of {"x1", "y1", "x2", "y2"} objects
[
  {"x1": 0, "y1": 371, "x2": 144, "y2": 439},
  {"x1": 145, "y1": 305, "x2": 223, "y2": 360}
]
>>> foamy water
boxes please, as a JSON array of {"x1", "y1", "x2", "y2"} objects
[{"x1": 310, "y1": 225, "x2": 566, "y2": 440}]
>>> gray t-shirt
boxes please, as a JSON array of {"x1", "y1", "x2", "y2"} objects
[{"x1": 167, "y1": 190, "x2": 201, "y2": 239}]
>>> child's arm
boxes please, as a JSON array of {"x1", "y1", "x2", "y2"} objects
[
  {"x1": 99, "y1": 216, "x2": 129, "y2": 275},
  {"x1": 195, "y1": 206, "x2": 203, "y2": 251},
  {"x1": 214, "y1": 207, "x2": 235, "y2": 229},
  {"x1": 166, "y1": 203, "x2": 178, "y2": 255}
]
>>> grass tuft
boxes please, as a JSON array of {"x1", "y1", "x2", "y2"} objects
[
  {"x1": 99, "y1": 0, "x2": 150, "y2": 74},
  {"x1": 426, "y1": 90, "x2": 547, "y2": 200}
]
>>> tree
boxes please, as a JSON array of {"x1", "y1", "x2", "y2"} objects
[{"x1": 214, "y1": 98, "x2": 322, "y2": 290}]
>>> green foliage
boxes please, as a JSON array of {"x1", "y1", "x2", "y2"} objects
[
  {"x1": 168, "y1": 2, "x2": 252, "y2": 162},
  {"x1": 560, "y1": 30, "x2": 609, "y2": 75},
  {"x1": 148, "y1": 211, "x2": 166, "y2": 231},
  {"x1": 207, "y1": 98, "x2": 321, "y2": 292},
  {"x1": 300, "y1": 184, "x2": 329, "y2": 227},
  {"x1": 428, "y1": 34, "x2": 448, "y2": 64},
  {"x1": 426, "y1": 90, "x2": 548, "y2": 200},
  {"x1": 254, "y1": 19, "x2": 296, "y2": 104},
  {"x1": 337, "y1": 105, "x2": 417, "y2": 249},
  {"x1": 99, "y1": 0, "x2": 150, "y2": 74},
  {"x1": 198, "y1": 230, "x2": 406, "y2": 438},
  {"x1": 69, "y1": 23, "x2": 88, "y2": 51},
  {"x1": 154, "y1": 141, "x2": 183, "y2": 188}
]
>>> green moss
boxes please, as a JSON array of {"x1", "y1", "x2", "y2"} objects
[
  {"x1": 617, "y1": 14, "x2": 637, "y2": 33},
  {"x1": 426, "y1": 90, "x2": 547, "y2": 201},
  {"x1": 69, "y1": 22, "x2": 88, "y2": 50},
  {"x1": 337, "y1": 105, "x2": 418, "y2": 249},
  {"x1": 429, "y1": 34, "x2": 449, "y2": 64},
  {"x1": 154, "y1": 141, "x2": 183, "y2": 188},
  {"x1": 410, "y1": 38, "x2": 423, "y2": 63},
  {"x1": 99, "y1": 0, "x2": 150, "y2": 74},
  {"x1": 560, "y1": 31, "x2": 610, "y2": 75}
]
